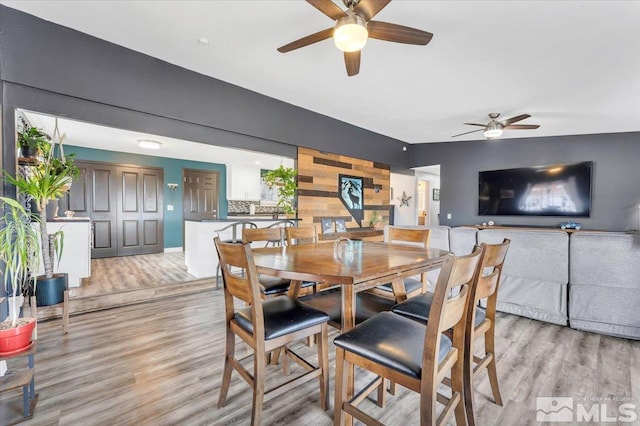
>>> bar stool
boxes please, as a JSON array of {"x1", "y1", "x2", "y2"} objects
[
  {"x1": 392, "y1": 239, "x2": 510, "y2": 425},
  {"x1": 242, "y1": 227, "x2": 291, "y2": 298},
  {"x1": 214, "y1": 221, "x2": 257, "y2": 289},
  {"x1": 368, "y1": 226, "x2": 431, "y2": 301},
  {"x1": 333, "y1": 247, "x2": 483, "y2": 425},
  {"x1": 214, "y1": 238, "x2": 330, "y2": 425}
]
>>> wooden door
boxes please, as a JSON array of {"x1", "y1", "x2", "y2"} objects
[
  {"x1": 63, "y1": 160, "x2": 163, "y2": 258},
  {"x1": 117, "y1": 166, "x2": 164, "y2": 256},
  {"x1": 183, "y1": 169, "x2": 219, "y2": 221},
  {"x1": 60, "y1": 161, "x2": 118, "y2": 258}
]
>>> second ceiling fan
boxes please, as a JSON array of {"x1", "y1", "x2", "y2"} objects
[
  {"x1": 277, "y1": 0, "x2": 433, "y2": 76},
  {"x1": 452, "y1": 113, "x2": 541, "y2": 139}
]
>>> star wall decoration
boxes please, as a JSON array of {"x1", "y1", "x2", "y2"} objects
[{"x1": 397, "y1": 191, "x2": 412, "y2": 207}]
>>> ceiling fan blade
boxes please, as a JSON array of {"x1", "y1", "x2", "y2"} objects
[
  {"x1": 367, "y1": 21, "x2": 433, "y2": 45},
  {"x1": 452, "y1": 129, "x2": 484, "y2": 138},
  {"x1": 344, "y1": 50, "x2": 361, "y2": 76},
  {"x1": 501, "y1": 113, "x2": 531, "y2": 126},
  {"x1": 463, "y1": 123, "x2": 487, "y2": 127},
  {"x1": 277, "y1": 28, "x2": 334, "y2": 53},
  {"x1": 306, "y1": 0, "x2": 347, "y2": 20},
  {"x1": 354, "y1": 0, "x2": 391, "y2": 21},
  {"x1": 504, "y1": 124, "x2": 540, "y2": 130}
]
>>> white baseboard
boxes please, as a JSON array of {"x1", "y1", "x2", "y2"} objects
[{"x1": 164, "y1": 247, "x2": 183, "y2": 253}]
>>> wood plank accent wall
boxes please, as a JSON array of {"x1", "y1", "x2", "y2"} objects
[{"x1": 297, "y1": 147, "x2": 390, "y2": 229}]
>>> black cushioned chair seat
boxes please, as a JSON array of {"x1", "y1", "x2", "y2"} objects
[
  {"x1": 234, "y1": 297, "x2": 330, "y2": 340},
  {"x1": 334, "y1": 312, "x2": 452, "y2": 378},
  {"x1": 258, "y1": 275, "x2": 291, "y2": 295},
  {"x1": 299, "y1": 288, "x2": 395, "y2": 325},
  {"x1": 377, "y1": 276, "x2": 424, "y2": 294},
  {"x1": 392, "y1": 292, "x2": 486, "y2": 327}
]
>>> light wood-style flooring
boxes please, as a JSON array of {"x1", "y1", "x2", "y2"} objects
[
  {"x1": 2, "y1": 290, "x2": 638, "y2": 425},
  {"x1": 72, "y1": 252, "x2": 197, "y2": 298},
  {"x1": 37, "y1": 252, "x2": 217, "y2": 320}
]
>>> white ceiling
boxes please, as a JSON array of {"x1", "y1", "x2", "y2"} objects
[{"x1": 3, "y1": 0, "x2": 640, "y2": 144}]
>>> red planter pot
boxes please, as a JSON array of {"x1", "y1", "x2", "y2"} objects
[{"x1": 0, "y1": 317, "x2": 36, "y2": 355}]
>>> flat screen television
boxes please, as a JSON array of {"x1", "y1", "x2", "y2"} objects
[{"x1": 478, "y1": 161, "x2": 592, "y2": 216}]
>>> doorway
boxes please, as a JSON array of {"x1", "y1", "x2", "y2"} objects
[
  {"x1": 417, "y1": 179, "x2": 430, "y2": 225},
  {"x1": 60, "y1": 160, "x2": 164, "y2": 258},
  {"x1": 183, "y1": 168, "x2": 219, "y2": 221}
]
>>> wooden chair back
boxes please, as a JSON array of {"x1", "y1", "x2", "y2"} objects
[
  {"x1": 474, "y1": 239, "x2": 510, "y2": 303},
  {"x1": 422, "y1": 246, "x2": 483, "y2": 387},
  {"x1": 285, "y1": 225, "x2": 318, "y2": 245},
  {"x1": 387, "y1": 226, "x2": 430, "y2": 249},
  {"x1": 242, "y1": 227, "x2": 284, "y2": 247},
  {"x1": 214, "y1": 237, "x2": 264, "y2": 318}
]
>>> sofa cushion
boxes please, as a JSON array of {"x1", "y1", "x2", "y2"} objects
[
  {"x1": 478, "y1": 229, "x2": 569, "y2": 325},
  {"x1": 569, "y1": 232, "x2": 640, "y2": 339},
  {"x1": 450, "y1": 227, "x2": 478, "y2": 256}
]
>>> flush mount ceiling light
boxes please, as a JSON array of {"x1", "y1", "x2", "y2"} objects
[
  {"x1": 333, "y1": 10, "x2": 368, "y2": 52},
  {"x1": 138, "y1": 139, "x2": 162, "y2": 149}
]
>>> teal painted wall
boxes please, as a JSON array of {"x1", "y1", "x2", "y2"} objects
[{"x1": 66, "y1": 145, "x2": 227, "y2": 249}]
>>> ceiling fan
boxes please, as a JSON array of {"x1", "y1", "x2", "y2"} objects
[
  {"x1": 277, "y1": 0, "x2": 433, "y2": 76},
  {"x1": 452, "y1": 113, "x2": 541, "y2": 139}
]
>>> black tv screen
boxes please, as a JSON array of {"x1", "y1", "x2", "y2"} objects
[{"x1": 479, "y1": 161, "x2": 592, "y2": 216}]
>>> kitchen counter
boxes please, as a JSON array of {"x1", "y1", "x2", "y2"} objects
[
  {"x1": 186, "y1": 216, "x2": 301, "y2": 222},
  {"x1": 184, "y1": 218, "x2": 298, "y2": 278}
]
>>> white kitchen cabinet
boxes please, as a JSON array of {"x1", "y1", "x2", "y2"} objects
[{"x1": 227, "y1": 164, "x2": 262, "y2": 200}]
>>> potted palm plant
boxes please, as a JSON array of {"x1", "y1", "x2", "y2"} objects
[
  {"x1": 4, "y1": 143, "x2": 79, "y2": 306},
  {"x1": 263, "y1": 165, "x2": 297, "y2": 217},
  {"x1": 0, "y1": 197, "x2": 40, "y2": 354}
]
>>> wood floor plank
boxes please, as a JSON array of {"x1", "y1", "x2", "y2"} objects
[{"x1": 1, "y1": 290, "x2": 638, "y2": 425}]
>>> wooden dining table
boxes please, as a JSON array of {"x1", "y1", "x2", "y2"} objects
[
  {"x1": 252, "y1": 240, "x2": 449, "y2": 425},
  {"x1": 252, "y1": 240, "x2": 450, "y2": 332}
]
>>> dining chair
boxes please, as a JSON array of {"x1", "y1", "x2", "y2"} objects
[
  {"x1": 391, "y1": 239, "x2": 510, "y2": 426},
  {"x1": 214, "y1": 237, "x2": 330, "y2": 425},
  {"x1": 291, "y1": 226, "x2": 395, "y2": 330},
  {"x1": 285, "y1": 224, "x2": 318, "y2": 245},
  {"x1": 284, "y1": 225, "x2": 324, "y2": 295},
  {"x1": 215, "y1": 221, "x2": 258, "y2": 289},
  {"x1": 242, "y1": 227, "x2": 290, "y2": 298},
  {"x1": 368, "y1": 226, "x2": 431, "y2": 301},
  {"x1": 333, "y1": 246, "x2": 483, "y2": 426},
  {"x1": 267, "y1": 219, "x2": 296, "y2": 228}
]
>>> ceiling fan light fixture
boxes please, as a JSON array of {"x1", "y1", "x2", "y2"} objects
[
  {"x1": 483, "y1": 122, "x2": 503, "y2": 139},
  {"x1": 334, "y1": 12, "x2": 368, "y2": 52}
]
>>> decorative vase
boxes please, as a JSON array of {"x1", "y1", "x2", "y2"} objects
[
  {"x1": 35, "y1": 273, "x2": 67, "y2": 306},
  {"x1": 0, "y1": 317, "x2": 36, "y2": 355}
]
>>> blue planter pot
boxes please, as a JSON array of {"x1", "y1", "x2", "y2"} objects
[{"x1": 35, "y1": 273, "x2": 67, "y2": 306}]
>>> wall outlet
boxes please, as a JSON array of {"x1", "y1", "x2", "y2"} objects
[
  {"x1": 167, "y1": 204, "x2": 174, "y2": 211},
  {"x1": 447, "y1": 213, "x2": 452, "y2": 220}
]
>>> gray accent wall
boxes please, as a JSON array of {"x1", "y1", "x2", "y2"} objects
[
  {"x1": 411, "y1": 132, "x2": 640, "y2": 231},
  {"x1": 0, "y1": 5, "x2": 410, "y2": 168}
]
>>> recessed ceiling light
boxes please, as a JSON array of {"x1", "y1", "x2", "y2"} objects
[
  {"x1": 138, "y1": 139, "x2": 162, "y2": 149},
  {"x1": 255, "y1": 161, "x2": 261, "y2": 165},
  {"x1": 198, "y1": 37, "x2": 210, "y2": 45}
]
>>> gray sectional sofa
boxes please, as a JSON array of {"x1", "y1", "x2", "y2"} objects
[{"x1": 386, "y1": 225, "x2": 640, "y2": 340}]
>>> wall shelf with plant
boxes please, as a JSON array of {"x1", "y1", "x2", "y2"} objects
[{"x1": 4, "y1": 120, "x2": 80, "y2": 307}]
